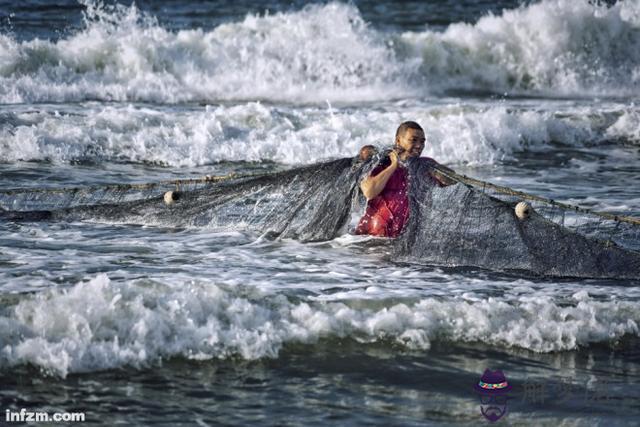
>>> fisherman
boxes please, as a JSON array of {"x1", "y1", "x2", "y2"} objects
[{"x1": 355, "y1": 121, "x2": 451, "y2": 238}]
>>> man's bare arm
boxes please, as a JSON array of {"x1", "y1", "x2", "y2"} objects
[{"x1": 360, "y1": 151, "x2": 399, "y2": 200}]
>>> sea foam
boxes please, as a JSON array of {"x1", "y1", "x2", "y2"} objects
[
  {"x1": 401, "y1": 0, "x2": 640, "y2": 97},
  {"x1": 1, "y1": 274, "x2": 638, "y2": 377},
  {"x1": 1, "y1": 0, "x2": 639, "y2": 104},
  {"x1": 0, "y1": 2, "x2": 404, "y2": 104},
  {"x1": 1, "y1": 102, "x2": 636, "y2": 166}
]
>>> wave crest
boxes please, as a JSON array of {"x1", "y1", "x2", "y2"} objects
[
  {"x1": 1, "y1": 274, "x2": 638, "y2": 376},
  {"x1": 0, "y1": 2, "x2": 404, "y2": 104},
  {"x1": 403, "y1": 0, "x2": 640, "y2": 96},
  {"x1": 1, "y1": 103, "x2": 637, "y2": 166},
  {"x1": 1, "y1": 1, "x2": 639, "y2": 103}
]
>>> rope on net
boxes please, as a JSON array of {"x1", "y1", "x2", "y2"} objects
[
  {"x1": 0, "y1": 171, "x2": 273, "y2": 211},
  {"x1": 2, "y1": 157, "x2": 639, "y2": 229},
  {"x1": 0, "y1": 172, "x2": 257, "y2": 196},
  {"x1": 429, "y1": 164, "x2": 640, "y2": 226}
]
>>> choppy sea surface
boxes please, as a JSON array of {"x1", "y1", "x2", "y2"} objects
[{"x1": 1, "y1": 0, "x2": 639, "y2": 425}]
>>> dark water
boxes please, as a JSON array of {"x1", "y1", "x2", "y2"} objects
[
  {"x1": 1, "y1": 0, "x2": 639, "y2": 425},
  {"x1": 3, "y1": 340, "x2": 639, "y2": 425},
  {"x1": 1, "y1": 0, "x2": 525, "y2": 40}
]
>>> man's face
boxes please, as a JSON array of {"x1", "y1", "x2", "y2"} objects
[{"x1": 396, "y1": 128, "x2": 425, "y2": 158}]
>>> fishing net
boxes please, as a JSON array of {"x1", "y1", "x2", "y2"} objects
[
  {"x1": 0, "y1": 158, "x2": 369, "y2": 242},
  {"x1": 1, "y1": 154, "x2": 639, "y2": 279},
  {"x1": 0, "y1": 175, "x2": 244, "y2": 212},
  {"x1": 396, "y1": 159, "x2": 640, "y2": 279}
]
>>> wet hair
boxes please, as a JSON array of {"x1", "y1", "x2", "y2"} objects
[{"x1": 395, "y1": 121, "x2": 424, "y2": 140}]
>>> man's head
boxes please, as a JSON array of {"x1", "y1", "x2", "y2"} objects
[{"x1": 394, "y1": 121, "x2": 425, "y2": 160}]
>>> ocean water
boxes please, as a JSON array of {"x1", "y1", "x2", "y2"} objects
[{"x1": 1, "y1": 0, "x2": 639, "y2": 425}]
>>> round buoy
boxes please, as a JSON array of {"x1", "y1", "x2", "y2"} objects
[
  {"x1": 515, "y1": 201, "x2": 532, "y2": 220},
  {"x1": 164, "y1": 190, "x2": 180, "y2": 205}
]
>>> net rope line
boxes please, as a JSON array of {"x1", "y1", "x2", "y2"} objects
[
  {"x1": 0, "y1": 172, "x2": 264, "y2": 196},
  {"x1": 1, "y1": 159, "x2": 639, "y2": 227},
  {"x1": 429, "y1": 164, "x2": 640, "y2": 226}
]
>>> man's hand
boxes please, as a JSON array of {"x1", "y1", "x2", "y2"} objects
[
  {"x1": 358, "y1": 145, "x2": 378, "y2": 162},
  {"x1": 388, "y1": 149, "x2": 399, "y2": 167}
]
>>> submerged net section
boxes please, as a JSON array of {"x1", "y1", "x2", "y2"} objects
[
  {"x1": 396, "y1": 159, "x2": 640, "y2": 279},
  {"x1": 1, "y1": 154, "x2": 639, "y2": 279},
  {"x1": 1, "y1": 158, "x2": 371, "y2": 242},
  {"x1": 0, "y1": 174, "x2": 250, "y2": 212},
  {"x1": 428, "y1": 165, "x2": 640, "y2": 253}
]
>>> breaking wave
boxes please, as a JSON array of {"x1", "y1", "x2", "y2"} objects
[
  {"x1": 400, "y1": 0, "x2": 640, "y2": 97},
  {"x1": 1, "y1": 103, "x2": 638, "y2": 166},
  {"x1": 1, "y1": 0, "x2": 639, "y2": 104},
  {"x1": 0, "y1": 1, "x2": 404, "y2": 104},
  {"x1": 1, "y1": 273, "x2": 638, "y2": 377}
]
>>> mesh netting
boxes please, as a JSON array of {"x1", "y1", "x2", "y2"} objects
[
  {"x1": 0, "y1": 174, "x2": 248, "y2": 212},
  {"x1": 1, "y1": 155, "x2": 639, "y2": 279},
  {"x1": 396, "y1": 159, "x2": 640, "y2": 279},
  {"x1": 0, "y1": 158, "x2": 370, "y2": 241}
]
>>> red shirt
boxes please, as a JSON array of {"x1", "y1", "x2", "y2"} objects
[{"x1": 355, "y1": 164, "x2": 410, "y2": 238}]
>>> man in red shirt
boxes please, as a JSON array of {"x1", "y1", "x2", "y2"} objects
[{"x1": 355, "y1": 121, "x2": 449, "y2": 238}]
